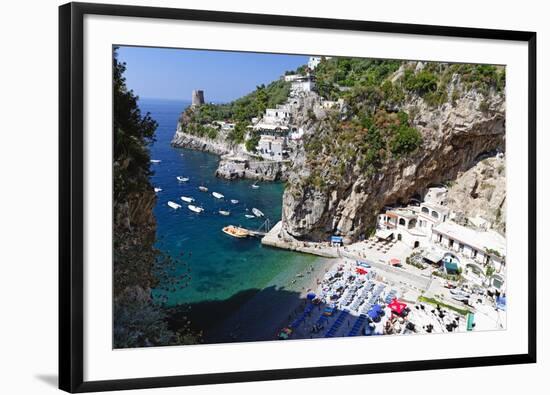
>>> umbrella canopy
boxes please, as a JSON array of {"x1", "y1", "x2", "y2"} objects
[
  {"x1": 306, "y1": 292, "x2": 316, "y2": 300},
  {"x1": 388, "y1": 298, "x2": 407, "y2": 315},
  {"x1": 356, "y1": 267, "x2": 368, "y2": 275},
  {"x1": 389, "y1": 258, "x2": 401, "y2": 266}
]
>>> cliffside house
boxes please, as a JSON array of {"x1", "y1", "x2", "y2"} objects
[
  {"x1": 290, "y1": 74, "x2": 315, "y2": 95},
  {"x1": 213, "y1": 121, "x2": 235, "y2": 132},
  {"x1": 284, "y1": 74, "x2": 303, "y2": 82},
  {"x1": 257, "y1": 135, "x2": 287, "y2": 160},
  {"x1": 375, "y1": 187, "x2": 506, "y2": 290},
  {"x1": 307, "y1": 56, "x2": 332, "y2": 70},
  {"x1": 264, "y1": 107, "x2": 290, "y2": 124},
  {"x1": 431, "y1": 221, "x2": 506, "y2": 272}
]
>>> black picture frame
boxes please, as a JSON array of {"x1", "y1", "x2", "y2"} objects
[{"x1": 59, "y1": 2, "x2": 537, "y2": 393}]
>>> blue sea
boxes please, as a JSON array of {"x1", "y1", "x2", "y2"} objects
[{"x1": 138, "y1": 98, "x2": 317, "y2": 330}]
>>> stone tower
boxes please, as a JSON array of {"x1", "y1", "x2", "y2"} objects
[{"x1": 191, "y1": 89, "x2": 205, "y2": 107}]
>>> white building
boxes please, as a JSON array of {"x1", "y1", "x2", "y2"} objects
[
  {"x1": 376, "y1": 207, "x2": 428, "y2": 249},
  {"x1": 417, "y1": 202, "x2": 450, "y2": 237},
  {"x1": 431, "y1": 221, "x2": 506, "y2": 272},
  {"x1": 307, "y1": 56, "x2": 332, "y2": 70},
  {"x1": 257, "y1": 135, "x2": 287, "y2": 160},
  {"x1": 424, "y1": 186, "x2": 448, "y2": 205},
  {"x1": 290, "y1": 75, "x2": 315, "y2": 94},
  {"x1": 284, "y1": 74, "x2": 303, "y2": 82},
  {"x1": 264, "y1": 107, "x2": 290, "y2": 124}
]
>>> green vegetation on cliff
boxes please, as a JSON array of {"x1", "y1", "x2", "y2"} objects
[
  {"x1": 314, "y1": 57, "x2": 505, "y2": 108},
  {"x1": 299, "y1": 58, "x2": 505, "y2": 190},
  {"x1": 304, "y1": 109, "x2": 422, "y2": 186}
]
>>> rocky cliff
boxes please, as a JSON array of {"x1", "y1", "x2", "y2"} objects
[
  {"x1": 446, "y1": 155, "x2": 506, "y2": 235},
  {"x1": 280, "y1": 62, "x2": 506, "y2": 243}
]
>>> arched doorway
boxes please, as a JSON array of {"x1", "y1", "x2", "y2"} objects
[
  {"x1": 414, "y1": 241, "x2": 420, "y2": 248},
  {"x1": 397, "y1": 234, "x2": 402, "y2": 241}
]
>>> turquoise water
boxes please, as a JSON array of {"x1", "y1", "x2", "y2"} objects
[{"x1": 139, "y1": 98, "x2": 315, "y2": 310}]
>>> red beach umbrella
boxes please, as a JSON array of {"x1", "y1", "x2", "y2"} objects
[
  {"x1": 388, "y1": 298, "x2": 407, "y2": 315},
  {"x1": 356, "y1": 267, "x2": 368, "y2": 275}
]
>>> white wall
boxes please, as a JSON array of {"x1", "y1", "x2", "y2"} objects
[{"x1": 0, "y1": 0, "x2": 547, "y2": 394}]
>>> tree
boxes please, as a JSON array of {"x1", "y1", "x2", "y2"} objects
[{"x1": 113, "y1": 48, "x2": 158, "y2": 201}]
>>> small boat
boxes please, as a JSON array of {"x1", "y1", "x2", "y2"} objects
[
  {"x1": 212, "y1": 192, "x2": 224, "y2": 199},
  {"x1": 198, "y1": 186, "x2": 208, "y2": 192},
  {"x1": 251, "y1": 183, "x2": 260, "y2": 189},
  {"x1": 150, "y1": 159, "x2": 161, "y2": 163},
  {"x1": 167, "y1": 201, "x2": 181, "y2": 210},
  {"x1": 252, "y1": 208, "x2": 264, "y2": 217},
  {"x1": 230, "y1": 199, "x2": 239, "y2": 204},
  {"x1": 219, "y1": 210, "x2": 231, "y2": 216},
  {"x1": 154, "y1": 187, "x2": 162, "y2": 193},
  {"x1": 176, "y1": 176, "x2": 189, "y2": 182},
  {"x1": 180, "y1": 196, "x2": 194, "y2": 203},
  {"x1": 188, "y1": 205, "x2": 204, "y2": 213},
  {"x1": 245, "y1": 214, "x2": 255, "y2": 219},
  {"x1": 222, "y1": 225, "x2": 248, "y2": 238}
]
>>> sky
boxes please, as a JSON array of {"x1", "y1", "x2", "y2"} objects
[{"x1": 116, "y1": 46, "x2": 309, "y2": 103}]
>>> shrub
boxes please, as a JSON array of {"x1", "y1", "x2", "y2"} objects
[{"x1": 389, "y1": 125, "x2": 422, "y2": 155}]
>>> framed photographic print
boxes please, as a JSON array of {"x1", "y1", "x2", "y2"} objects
[{"x1": 59, "y1": 2, "x2": 537, "y2": 392}]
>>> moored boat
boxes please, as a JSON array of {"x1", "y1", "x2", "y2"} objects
[
  {"x1": 219, "y1": 210, "x2": 230, "y2": 216},
  {"x1": 180, "y1": 196, "x2": 194, "y2": 203},
  {"x1": 212, "y1": 192, "x2": 224, "y2": 199},
  {"x1": 167, "y1": 201, "x2": 181, "y2": 209},
  {"x1": 252, "y1": 208, "x2": 264, "y2": 217},
  {"x1": 198, "y1": 186, "x2": 208, "y2": 192},
  {"x1": 188, "y1": 204, "x2": 204, "y2": 213},
  {"x1": 150, "y1": 159, "x2": 161, "y2": 163},
  {"x1": 176, "y1": 176, "x2": 189, "y2": 182},
  {"x1": 154, "y1": 187, "x2": 162, "y2": 193},
  {"x1": 251, "y1": 183, "x2": 259, "y2": 189},
  {"x1": 222, "y1": 225, "x2": 248, "y2": 238},
  {"x1": 230, "y1": 199, "x2": 239, "y2": 204},
  {"x1": 245, "y1": 214, "x2": 255, "y2": 219}
]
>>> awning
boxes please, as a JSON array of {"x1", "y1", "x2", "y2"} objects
[
  {"x1": 375, "y1": 229, "x2": 394, "y2": 240},
  {"x1": 330, "y1": 236, "x2": 343, "y2": 243},
  {"x1": 423, "y1": 247, "x2": 446, "y2": 263},
  {"x1": 390, "y1": 258, "x2": 401, "y2": 266},
  {"x1": 355, "y1": 267, "x2": 368, "y2": 275},
  {"x1": 445, "y1": 261, "x2": 459, "y2": 272}
]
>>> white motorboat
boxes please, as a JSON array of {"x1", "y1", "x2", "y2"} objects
[
  {"x1": 230, "y1": 199, "x2": 239, "y2": 204},
  {"x1": 150, "y1": 159, "x2": 161, "y2": 163},
  {"x1": 252, "y1": 208, "x2": 264, "y2": 217},
  {"x1": 245, "y1": 214, "x2": 255, "y2": 219},
  {"x1": 219, "y1": 210, "x2": 231, "y2": 216},
  {"x1": 167, "y1": 201, "x2": 181, "y2": 210},
  {"x1": 212, "y1": 192, "x2": 224, "y2": 199},
  {"x1": 198, "y1": 186, "x2": 208, "y2": 192},
  {"x1": 251, "y1": 183, "x2": 260, "y2": 189},
  {"x1": 180, "y1": 196, "x2": 194, "y2": 203},
  {"x1": 176, "y1": 176, "x2": 190, "y2": 182},
  {"x1": 154, "y1": 187, "x2": 162, "y2": 193},
  {"x1": 188, "y1": 205, "x2": 204, "y2": 213}
]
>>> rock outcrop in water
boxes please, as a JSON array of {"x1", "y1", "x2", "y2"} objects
[{"x1": 280, "y1": 63, "x2": 506, "y2": 243}]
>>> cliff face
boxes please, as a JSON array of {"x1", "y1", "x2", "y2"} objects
[
  {"x1": 446, "y1": 156, "x2": 506, "y2": 235},
  {"x1": 171, "y1": 130, "x2": 233, "y2": 155},
  {"x1": 281, "y1": 77, "x2": 505, "y2": 243}
]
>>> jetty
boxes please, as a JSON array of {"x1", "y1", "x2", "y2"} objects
[
  {"x1": 261, "y1": 221, "x2": 339, "y2": 258},
  {"x1": 231, "y1": 218, "x2": 272, "y2": 238}
]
